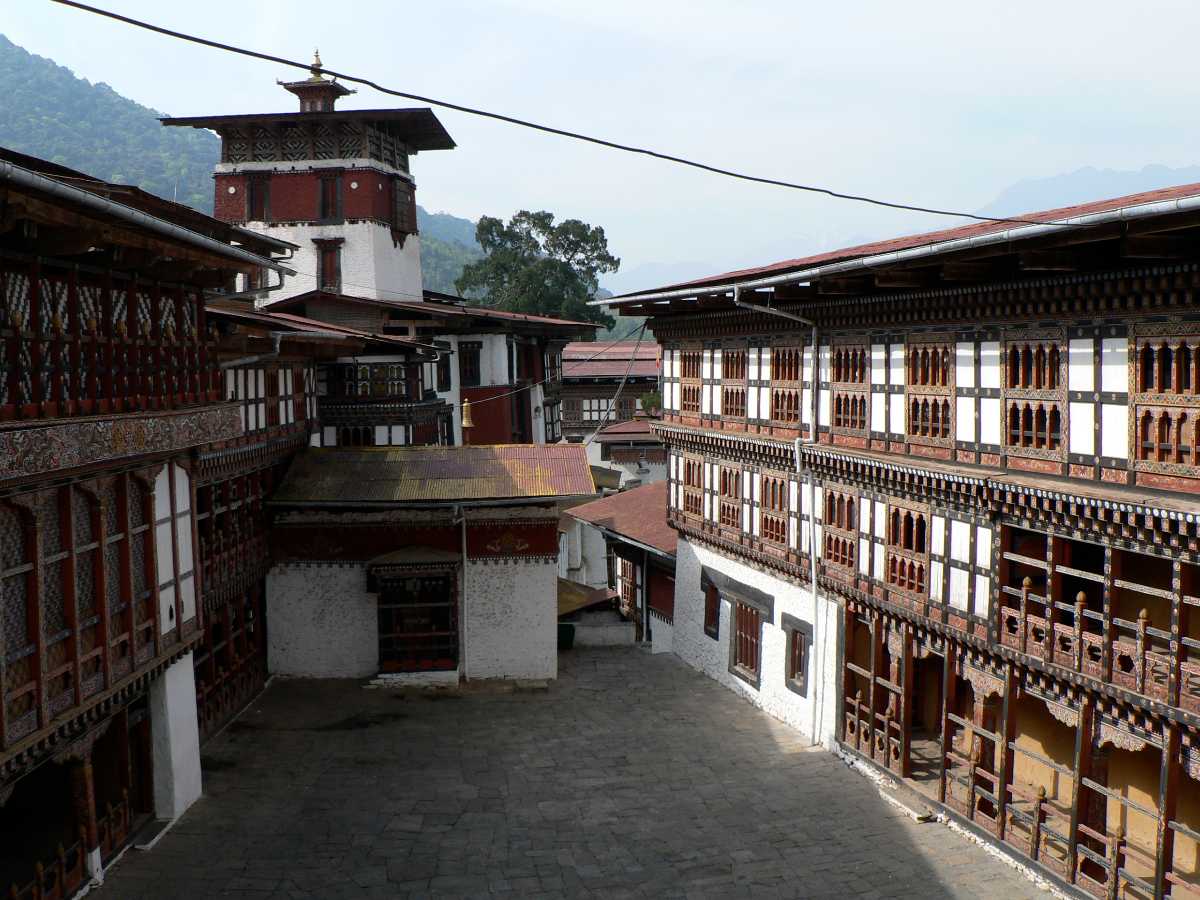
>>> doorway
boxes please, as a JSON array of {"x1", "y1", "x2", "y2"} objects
[{"x1": 377, "y1": 573, "x2": 459, "y2": 672}]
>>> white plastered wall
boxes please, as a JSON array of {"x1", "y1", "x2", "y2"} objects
[
  {"x1": 150, "y1": 652, "x2": 203, "y2": 821},
  {"x1": 266, "y1": 564, "x2": 379, "y2": 677},
  {"x1": 671, "y1": 537, "x2": 841, "y2": 747},
  {"x1": 248, "y1": 220, "x2": 424, "y2": 306},
  {"x1": 464, "y1": 559, "x2": 557, "y2": 680}
]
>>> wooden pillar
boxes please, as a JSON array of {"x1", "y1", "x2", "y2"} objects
[
  {"x1": 997, "y1": 663, "x2": 1017, "y2": 840},
  {"x1": 1069, "y1": 695, "x2": 1096, "y2": 884},
  {"x1": 900, "y1": 623, "x2": 914, "y2": 779},
  {"x1": 69, "y1": 754, "x2": 98, "y2": 853},
  {"x1": 1155, "y1": 722, "x2": 1180, "y2": 898},
  {"x1": 868, "y1": 611, "x2": 882, "y2": 763},
  {"x1": 940, "y1": 648, "x2": 957, "y2": 805}
]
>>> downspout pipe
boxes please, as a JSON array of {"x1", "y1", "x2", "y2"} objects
[
  {"x1": 733, "y1": 287, "x2": 825, "y2": 748},
  {"x1": 453, "y1": 504, "x2": 469, "y2": 682},
  {"x1": 0, "y1": 159, "x2": 296, "y2": 276}
]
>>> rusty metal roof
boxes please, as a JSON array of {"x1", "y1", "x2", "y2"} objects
[
  {"x1": 272, "y1": 445, "x2": 596, "y2": 506},
  {"x1": 567, "y1": 481, "x2": 676, "y2": 557}
]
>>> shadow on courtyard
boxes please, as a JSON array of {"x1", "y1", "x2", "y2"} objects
[{"x1": 93, "y1": 648, "x2": 1047, "y2": 899}]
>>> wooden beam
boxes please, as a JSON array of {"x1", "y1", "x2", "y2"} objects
[
  {"x1": 817, "y1": 275, "x2": 872, "y2": 295},
  {"x1": 1018, "y1": 250, "x2": 1087, "y2": 272},
  {"x1": 1119, "y1": 234, "x2": 1199, "y2": 259},
  {"x1": 873, "y1": 269, "x2": 933, "y2": 289},
  {"x1": 940, "y1": 261, "x2": 1005, "y2": 282}
]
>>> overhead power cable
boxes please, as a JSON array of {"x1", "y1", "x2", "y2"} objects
[
  {"x1": 584, "y1": 323, "x2": 649, "y2": 446},
  {"x1": 51, "y1": 0, "x2": 1078, "y2": 229}
]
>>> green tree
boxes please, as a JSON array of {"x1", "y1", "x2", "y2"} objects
[{"x1": 455, "y1": 210, "x2": 618, "y2": 327}]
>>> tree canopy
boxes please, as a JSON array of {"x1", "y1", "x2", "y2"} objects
[{"x1": 455, "y1": 210, "x2": 619, "y2": 327}]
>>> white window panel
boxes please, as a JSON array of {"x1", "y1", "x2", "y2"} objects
[
  {"x1": 748, "y1": 348, "x2": 760, "y2": 381},
  {"x1": 802, "y1": 485, "x2": 813, "y2": 516},
  {"x1": 1101, "y1": 403, "x2": 1128, "y2": 458},
  {"x1": 872, "y1": 344, "x2": 887, "y2": 385},
  {"x1": 179, "y1": 575, "x2": 196, "y2": 624},
  {"x1": 155, "y1": 521, "x2": 174, "y2": 586},
  {"x1": 802, "y1": 388, "x2": 813, "y2": 426},
  {"x1": 322, "y1": 426, "x2": 336, "y2": 445},
  {"x1": 713, "y1": 349, "x2": 722, "y2": 380},
  {"x1": 713, "y1": 386, "x2": 722, "y2": 415},
  {"x1": 859, "y1": 496, "x2": 871, "y2": 534},
  {"x1": 1101, "y1": 337, "x2": 1128, "y2": 393},
  {"x1": 158, "y1": 585, "x2": 176, "y2": 636},
  {"x1": 956, "y1": 342, "x2": 975, "y2": 388},
  {"x1": 975, "y1": 526, "x2": 992, "y2": 569},
  {"x1": 752, "y1": 506, "x2": 761, "y2": 536},
  {"x1": 758, "y1": 385, "x2": 770, "y2": 417},
  {"x1": 789, "y1": 517, "x2": 797, "y2": 547},
  {"x1": 375, "y1": 425, "x2": 389, "y2": 445},
  {"x1": 703, "y1": 493, "x2": 711, "y2": 520},
  {"x1": 256, "y1": 369, "x2": 266, "y2": 398},
  {"x1": 980, "y1": 397, "x2": 1002, "y2": 444},
  {"x1": 789, "y1": 480, "x2": 798, "y2": 512},
  {"x1": 818, "y1": 389, "x2": 830, "y2": 426},
  {"x1": 859, "y1": 538, "x2": 870, "y2": 575},
  {"x1": 889, "y1": 393, "x2": 905, "y2": 435},
  {"x1": 873, "y1": 500, "x2": 886, "y2": 539},
  {"x1": 753, "y1": 474, "x2": 762, "y2": 503},
  {"x1": 812, "y1": 486, "x2": 822, "y2": 522},
  {"x1": 974, "y1": 575, "x2": 991, "y2": 617},
  {"x1": 872, "y1": 546, "x2": 885, "y2": 580},
  {"x1": 803, "y1": 347, "x2": 813, "y2": 381},
  {"x1": 819, "y1": 345, "x2": 831, "y2": 384},
  {"x1": 813, "y1": 524, "x2": 822, "y2": 557},
  {"x1": 175, "y1": 519, "x2": 193, "y2": 575},
  {"x1": 743, "y1": 471, "x2": 752, "y2": 500},
  {"x1": 704, "y1": 462, "x2": 713, "y2": 488},
  {"x1": 888, "y1": 344, "x2": 904, "y2": 385},
  {"x1": 748, "y1": 387, "x2": 760, "y2": 419},
  {"x1": 1070, "y1": 402, "x2": 1095, "y2": 455},
  {"x1": 154, "y1": 468, "x2": 172, "y2": 521},
  {"x1": 871, "y1": 392, "x2": 887, "y2": 432},
  {"x1": 931, "y1": 515, "x2": 946, "y2": 556},
  {"x1": 949, "y1": 568, "x2": 969, "y2": 611},
  {"x1": 956, "y1": 397, "x2": 975, "y2": 442},
  {"x1": 930, "y1": 561, "x2": 944, "y2": 602},
  {"x1": 1069, "y1": 338, "x2": 1095, "y2": 392},
  {"x1": 309, "y1": 434, "x2": 320, "y2": 448},
  {"x1": 980, "y1": 342, "x2": 1001, "y2": 389},
  {"x1": 702, "y1": 384, "x2": 711, "y2": 414},
  {"x1": 760, "y1": 349, "x2": 771, "y2": 380},
  {"x1": 950, "y1": 520, "x2": 971, "y2": 563},
  {"x1": 742, "y1": 503, "x2": 750, "y2": 532},
  {"x1": 390, "y1": 425, "x2": 405, "y2": 444},
  {"x1": 702, "y1": 349, "x2": 712, "y2": 379}
]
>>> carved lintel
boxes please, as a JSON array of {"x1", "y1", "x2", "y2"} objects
[
  {"x1": 1044, "y1": 699, "x2": 1079, "y2": 729},
  {"x1": 53, "y1": 719, "x2": 112, "y2": 765},
  {"x1": 962, "y1": 664, "x2": 1003, "y2": 700},
  {"x1": 1183, "y1": 746, "x2": 1200, "y2": 782},
  {"x1": 1098, "y1": 721, "x2": 1148, "y2": 754},
  {"x1": 913, "y1": 637, "x2": 934, "y2": 660}
]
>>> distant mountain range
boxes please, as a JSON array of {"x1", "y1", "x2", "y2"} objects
[{"x1": 7, "y1": 32, "x2": 1200, "y2": 300}]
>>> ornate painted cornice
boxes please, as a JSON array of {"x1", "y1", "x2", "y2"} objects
[{"x1": 0, "y1": 403, "x2": 242, "y2": 484}]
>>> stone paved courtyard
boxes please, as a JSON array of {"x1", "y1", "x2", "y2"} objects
[{"x1": 96, "y1": 648, "x2": 1050, "y2": 899}]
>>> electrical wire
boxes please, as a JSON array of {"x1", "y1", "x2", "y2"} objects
[
  {"x1": 455, "y1": 319, "x2": 651, "y2": 411},
  {"x1": 583, "y1": 323, "x2": 648, "y2": 446},
  {"x1": 50, "y1": 0, "x2": 1080, "y2": 229}
]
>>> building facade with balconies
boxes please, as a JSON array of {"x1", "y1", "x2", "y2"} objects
[{"x1": 603, "y1": 183, "x2": 1200, "y2": 898}]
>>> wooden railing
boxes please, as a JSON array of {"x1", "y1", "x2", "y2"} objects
[
  {"x1": 6, "y1": 828, "x2": 87, "y2": 900},
  {"x1": 0, "y1": 259, "x2": 219, "y2": 422}
]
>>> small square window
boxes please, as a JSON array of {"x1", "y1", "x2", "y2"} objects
[
  {"x1": 703, "y1": 582, "x2": 720, "y2": 640},
  {"x1": 781, "y1": 613, "x2": 813, "y2": 698}
]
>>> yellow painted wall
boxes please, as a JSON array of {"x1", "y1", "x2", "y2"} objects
[
  {"x1": 1106, "y1": 746, "x2": 1161, "y2": 875},
  {"x1": 1172, "y1": 771, "x2": 1200, "y2": 879},
  {"x1": 1011, "y1": 694, "x2": 1076, "y2": 807}
]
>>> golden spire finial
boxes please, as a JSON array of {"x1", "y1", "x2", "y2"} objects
[{"x1": 308, "y1": 49, "x2": 324, "y2": 81}]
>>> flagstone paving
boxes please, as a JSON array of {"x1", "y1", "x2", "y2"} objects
[{"x1": 94, "y1": 647, "x2": 1050, "y2": 899}]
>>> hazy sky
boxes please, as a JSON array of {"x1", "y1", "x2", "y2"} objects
[{"x1": 8, "y1": 1, "x2": 1200, "y2": 291}]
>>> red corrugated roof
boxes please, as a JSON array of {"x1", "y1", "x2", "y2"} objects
[
  {"x1": 563, "y1": 341, "x2": 659, "y2": 360},
  {"x1": 593, "y1": 419, "x2": 659, "y2": 441},
  {"x1": 272, "y1": 445, "x2": 596, "y2": 504},
  {"x1": 562, "y1": 341, "x2": 661, "y2": 378},
  {"x1": 567, "y1": 481, "x2": 675, "y2": 556},
  {"x1": 623, "y1": 181, "x2": 1200, "y2": 296}
]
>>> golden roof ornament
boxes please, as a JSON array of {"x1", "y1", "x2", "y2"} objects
[{"x1": 309, "y1": 49, "x2": 324, "y2": 82}]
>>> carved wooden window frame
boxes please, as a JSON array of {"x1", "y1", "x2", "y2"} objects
[
  {"x1": 905, "y1": 335, "x2": 956, "y2": 448},
  {"x1": 1132, "y1": 322, "x2": 1200, "y2": 477},
  {"x1": 830, "y1": 340, "x2": 869, "y2": 438},
  {"x1": 1002, "y1": 327, "x2": 1068, "y2": 462}
]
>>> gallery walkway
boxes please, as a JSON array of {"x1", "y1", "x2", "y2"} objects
[{"x1": 95, "y1": 648, "x2": 1051, "y2": 898}]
